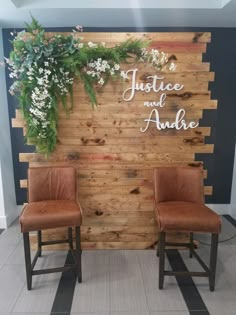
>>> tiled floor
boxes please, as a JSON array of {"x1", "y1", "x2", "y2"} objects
[{"x1": 0, "y1": 216, "x2": 236, "y2": 315}]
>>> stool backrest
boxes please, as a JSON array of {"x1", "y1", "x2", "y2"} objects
[
  {"x1": 28, "y1": 167, "x2": 76, "y2": 202},
  {"x1": 153, "y1": 167, "x2": 204, "y2": 204}
]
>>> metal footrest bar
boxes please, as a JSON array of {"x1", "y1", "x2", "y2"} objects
[
  {"x1": 165, "y1": 242, "x2": 192, "y2": 248},
  {"x1": 164, "y1": 270, "x2": 209, "y2": 277},
  {"x1": 32, "y1": 265, "x2": 77, "y2": 276},
  {"x1": 41, "y1": 239, "x2": 69, "y2": 246}
]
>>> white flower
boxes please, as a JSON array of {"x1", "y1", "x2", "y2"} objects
[
  {"x1": 169, "y1": 62, "x2": 176, "y2": 71},
  {"x1": 75, "y1": 25, "x2": 83, "y2": 32},
  {"x1": 37, "y1": 78, "x2": 44, "y2": 85},
  {"x1": 45, "y1": 69, "x2": 51, "y2": 75},
  {"x1": 78, "y1": 43, "x2": 84, "y2": 48},
  {"x1": 98, "y1": 78, "x2": 104, "y2": 86},
  {"x1": 88, "y1": 42, "x2": 97, "y2": 48},
  {"x1": 114, "y1": 64, "x2": 120, "y2": 71},
  {"x1": 120, "y1": 71, "x2": 128, "y2": 79}
]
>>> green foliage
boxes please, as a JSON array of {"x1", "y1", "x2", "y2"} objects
[{"x1": 7, "y1": 18, "x2": 174, "y2": 155}]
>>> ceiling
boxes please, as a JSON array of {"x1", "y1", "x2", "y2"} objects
[{"x1": 0, "y1": 0, "x2": 236, "y2": 28}]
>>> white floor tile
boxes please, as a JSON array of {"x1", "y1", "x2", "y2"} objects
[
  {"x1": 207, "y1": 303, "x2": 236, "y2": 315},
  {"x1": 111, "y1": 312, "x2": 149, "y2": 315},
  {"x1": 82, "y1": 249, "x2": 110, "y2": 266},
  {"x1": 12, "y1": 313, "x2": 50, "y2": 315},
  {"x1": 71, "y1": 260, "x2": 110, "y2": 312},
  {"x1": 0, "y1": 220, "x2": 21, "y2": 246},
  {"x1": 0, "y1": 264, "x2": 25, "y2": 313},
  {"x1": 110, "y1": 251, "x2": 149, "y2": 312},
  {"x1": 136, "y1": 249, "x2": 158, "y2": 265},
  {"x1": 71, "y1": 313, "x2": 109, "y2": 315},
  {"x1": 4, "y1": 240, "x2": 27, "y2": 265},
  {"x1": 150, "y1": 312, "x2": 189, "y2": 315},
  {"x1": 110, "y1": 249, "x2": 139, "y2": 265},
  {"x1": 0, "y1": 242, "x2": 19, "y2": 265}
]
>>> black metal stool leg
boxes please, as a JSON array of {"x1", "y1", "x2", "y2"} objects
[
  {"x1": 209, "y1": 233, "x2": 219, "y2": 291},
  {"x1": 76, "y1": 226, "x2": 82, "y2": 283},
  {"x1": 23, "y1": 232, "x2": 32, "y2": 290},
  {"x1": 68, "y1": 227, "x2": 73, "y2": 250},
  {"x1": 159, "y1": 231, "x2": 166, "y2": 289},
  {"x1": 156, "y1": 238, "x2": 160, "y2": 257},
  {"x1": 37, "y1": 230, "x2": 42, "y2": 257},
  {"x1": 189, "y1": 232, "x2": 193, "y2": 258}
]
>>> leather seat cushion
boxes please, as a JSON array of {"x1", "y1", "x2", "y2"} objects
[
  {"x1": 20, "y1": 200, "x2": 82, "y2": 232},
  {"x1": 155, "y1": 201, "x2": 221, "y2": 233}
]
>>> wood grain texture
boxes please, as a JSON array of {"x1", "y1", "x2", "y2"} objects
[{"x1": 13, "y1": 32, "x2": 217, "y2": 249}]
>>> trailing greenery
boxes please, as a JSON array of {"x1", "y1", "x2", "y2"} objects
[{"x1": 6, "y1": 17, "x2": 175, "y2": 155}]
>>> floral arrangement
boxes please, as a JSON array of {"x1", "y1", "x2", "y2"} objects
[{"x1": 6, "y1": 18, "x2": 176, "y2": 155}]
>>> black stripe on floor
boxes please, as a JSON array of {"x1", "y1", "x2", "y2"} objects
[
  {"x1": 223, "y1": 214, "x2": 236, "y2": 227},
  {"x1": 50, "y1": 250, "x2": 76, "y2": 315},
  {"x1": 166, "y1": 249, "x2": 210, "y2": 315}
]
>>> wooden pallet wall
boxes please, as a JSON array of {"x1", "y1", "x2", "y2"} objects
[{"x1": 12, "y1": 32, "x2": 216, "y2": 249}]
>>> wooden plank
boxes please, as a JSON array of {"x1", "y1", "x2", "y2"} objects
[
  {"x1": 14, "y1": 102, "x2": 217, "y2": 122},
  {"x1": 57, "y1": 135, "x2": 208, "y2": 146},
  {"x1": 20, "y1": 178, "x2": 212, "y2": 196},
  {"x1": 13, "y1": 114, "x2": 204, "y2": 129},
  {"x1": 41, "y1": 32, "x2": 210, "y2": 43},
  {"x1": 79, "y1": 193, "x2": 153, "y2": 203},
  {"x1": 76, "y1": 169, "x2": 207, "y2": 179},
  {"x1": 82, "y1": 209, "x2": 155, "y2": 217},
  {"x1": 77, "y1": 32, "x2": 211, "y2": 43},
  {"x1": 57, "y1": 136, "x2": 207, "y2": 147},
  {"x1": 149, "y1": 42, "x2": 206, "y2": 53},
  {"x1": 73, "y1": 90, "x2": 212, "y2": 101},
  {"x1": 56, "y1": 118, "x2": 203, "y2": 129},
  {"x1": 56, "y1": 127, "x2": 210, "y2": 138},
  {"x1": 82, "y1": 214, "x2": 155, "y2": 226},
  {"x1": 28, "y1": 160, "x2": 204, "y2": 170},
  {"x1": 77, "y1": 185, "x2": 212, "y2": 196},
  {"x1": 19, "y1": 152, "x2": 196, "y2": 163},
  {"x1": 76, "y1": 79, "x2": 209, "y2": 92},
  {"x1": 57, "y1": 126, "x2": 211, "y2": 137},
  {"x1": 50, "y1": 143, "x2": 214, "y2": 154},
  {"x1": 118, "y1": 62, "x2": 210, "y2": 72},
  {"x1": 131, "y1": 71, "x2": 215, "y2": 82}
]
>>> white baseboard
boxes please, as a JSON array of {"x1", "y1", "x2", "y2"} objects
[
  {"x1": 0, "y1": 215, "x2": 7, "y2": 229},
  {"x1": 206, "y1": 204, "x2": 230, "y2": 215},
  {"x1": 0, "y1": 206, "x2": 22, "y2": 229},
  {"x1": 229, "y1": 206, "x2": 236, "y2": 220}
]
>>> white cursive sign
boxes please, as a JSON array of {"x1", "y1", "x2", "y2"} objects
[
  {"x1": 140, "y1": 109, "x2": 199, "y2": 132},
  {"x1": 121, "y1": 68, "x2": 199, "y2": 132},
  {"x1": 122, "y1": 69, "x2": 184, "y2": 101}
]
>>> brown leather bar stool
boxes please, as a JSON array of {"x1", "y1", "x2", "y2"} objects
[
  {"x1": 20, "y1": 167, "x2": 82, "y2": 290},
  {"x1": 153, "y1": 167, "x2": 221, "y2": 291}
]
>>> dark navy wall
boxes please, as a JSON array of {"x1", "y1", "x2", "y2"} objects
[{"x1": 3, "y1": 26, "x2": 236, "y2": 204}]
